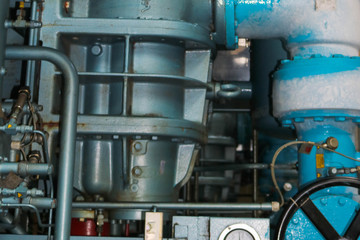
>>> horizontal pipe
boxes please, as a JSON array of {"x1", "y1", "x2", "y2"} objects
[
  {"x1": 2, "y1": 197, "x2": 55, "y2": 209},
  {"x1": 1, "y1": 203, "x2": 54, "y2": 228},
  {"x1": 194, "y1": 163, "x2": 297, "y2": 172},
  {"x1": 72, "y1": 202, "x2": 278, "y2": 212},
  {"x1": 5, "y1": 46, "x2": 79, "y2": 240},
  {"x1": 0, "y1": 163, "x2": 53, "y2": 177},
  {"x1": 1, "y1": 101, "x2": 42, "y2": 114},
  {"x1": 232, "y1": 0, "x2": 360, "y2": 57}
]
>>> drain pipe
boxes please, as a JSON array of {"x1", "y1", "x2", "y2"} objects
[{"x1": 5, "y1": 46, "x2": 79, "y2": 240}]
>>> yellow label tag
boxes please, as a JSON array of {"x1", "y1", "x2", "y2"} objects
[
  {"x1": 316, "y1": 154, "x2": 325, "y2": 168},
  {"x1": 7, "y1": 124, "x2": 12, "y2": 128},
  {"x1": 17, "y1": 193, "x2": 22, "y2": 198}
]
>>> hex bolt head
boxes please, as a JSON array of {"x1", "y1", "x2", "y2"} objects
[
  {"x1": 329, "y1": 167, "x2": 337, "y2": 175},
  {"x1": 132, "y1": 166, "x2": 142, "y2": 177},
  {"x1": 283, "y1": 182, "x2": 293, "y2": 192},
  {"x1": 91, "y1": 44, "x2": 103, "y2": 56},
  {"x1": 134, "y1": 142, "x2": 142, "y2": 151},
  {"x1": 326, "y1": 137, "x2": 339, "y2": 150}
]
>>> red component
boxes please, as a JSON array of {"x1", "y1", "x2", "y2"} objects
[
  {"x1": 125, "y1": 223, "x2": 130, "y2": 237},
  {"x1": 64, "y1": 1, "x2": 70, "y2": 14},
  {"x1": 71, "y1": 218, "x2": 110, "y2": 236}
]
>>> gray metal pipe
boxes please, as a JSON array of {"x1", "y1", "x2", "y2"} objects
[
  {"x1": 72, "y1": 202, "x2": 277, "y2": 212},
  {"x1": 25, "y1": 0, "x2": 40, "y2": 97},
  {"x1": 5, "y1": 46, "x2": 79, "y2": 240},
  {"x1": 0, "y1": 162, "x2": 53, "y2": 177},
  {"x1": 0, "y1": 213, "x2": 26, "y2": 235},
  {"x1": 193, "y1": 163, "x2": 296, "y2": 172},
  {"x1": 2, "y1": 197, "x2": 55, "y2": 209},
  {"x1": 0, "y1": 0, "x2": 9, "y2": 119}
]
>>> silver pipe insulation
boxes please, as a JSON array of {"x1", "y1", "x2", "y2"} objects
[
  {"x1": 0, "y1": 163, "x2": 53, "y2": 177},
  {"x1": 5, "y1": 46, "x2": 79, "y2": 240}
]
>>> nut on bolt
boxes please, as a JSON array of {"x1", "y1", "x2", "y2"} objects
[
  {"x1": 325, "y1": 137, "x2": 339, "y2": 150},
  {"x1": 134, "y1": 142, "x2": 142, "y2": 151},
  {"x1": 272, "y1": 202, "x2": 280, "y2": 212},
  {"x1": 132, "y1": 166, "x2": 142, "y2": 177},
  {"x1": 283, "y1": 182, "x2": 293, "y2": 192}
]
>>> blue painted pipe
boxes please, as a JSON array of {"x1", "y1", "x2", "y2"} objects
[
  {"x1": 5, "y1": 46, "x2": 79, "y2": 240},
  {"x1": 221, "y1": 0, "x2": 360, "y2": 56}
]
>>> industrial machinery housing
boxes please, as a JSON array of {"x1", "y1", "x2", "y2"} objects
[{"x1": 1, "y1": 0, "x2": 360, "y2": 240}]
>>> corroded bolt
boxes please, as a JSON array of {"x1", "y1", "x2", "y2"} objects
[
  {"x1": 132, "y1": 166, "x2": 142, "y2": 177},
  {"x1": 134, "y1": 142, "x2": 142, "y2": 151}
]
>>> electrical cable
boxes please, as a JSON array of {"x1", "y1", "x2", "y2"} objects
[
  {"x1": 270, "y1": 141, "x2": 310, "y2": 207},
  {"x1": 271, "y1": 140, "x2": 360, "y2": 207}
]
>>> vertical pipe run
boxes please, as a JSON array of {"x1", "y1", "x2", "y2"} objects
[
  {"x1": 0, "y1": 0, "x2": 9, "y2": 119},
  {"x1": 5, "y1": 46, "x2": 79, "y2": 240},
  {"x1": 253, "y1": 129, "x2": 258, "y2": 203},
  {"x1": 253, "y1": 129, "x2": 258, "y2": 217},
  {"x1": 25, "y1": 0, "x2": 40, "y2": 97}
]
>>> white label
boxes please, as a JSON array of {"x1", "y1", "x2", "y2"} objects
[{"x1": 316, "y1": 0, "x2": 337, "y2": 11}]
